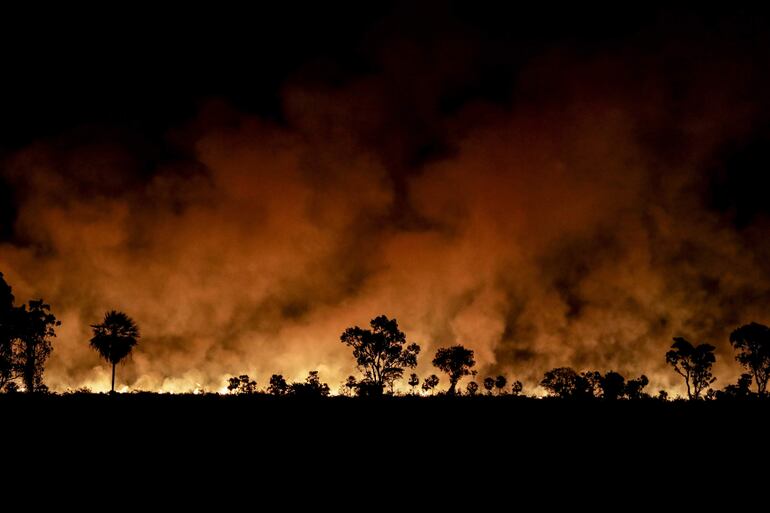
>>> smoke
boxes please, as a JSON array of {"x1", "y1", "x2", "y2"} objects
[{"x1": 2, "y1": 10, "x2": 770, "y2": 396}]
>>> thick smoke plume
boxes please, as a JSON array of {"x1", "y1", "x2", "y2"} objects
[{"x1": 2, "y1": 12, "x2": 770, "y2": 395}]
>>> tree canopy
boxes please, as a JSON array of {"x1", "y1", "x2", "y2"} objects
[
  {"x1": 90, "y1": 310, "x2": 140, "y2": 393},
  {"x1": 729, "y1": 322, "x2": 770, "y2": 396},
  {"x1": 0, "y1": 275, "x2": 59, "y2": 392},
  {"x1": 340, "y1": 315, "x2": 420, "y2": 394},
  {"x1": 422, "y1": 374, "x2": 439, "y2": 395},
  {"x1": 540, "y1": 367, "x2": 597, "y2": 399},
  {"x1": 665, "y1": 337, "x2": 716, "y2": 399},
  {"x1": 432, "y1": 345, "x2": 476, "y2": 395}
]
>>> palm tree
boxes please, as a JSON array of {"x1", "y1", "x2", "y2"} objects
[{"x1": 89, "y1": 310, "x2": 140, "y2": 393}]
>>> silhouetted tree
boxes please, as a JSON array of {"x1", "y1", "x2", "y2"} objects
[
  {"x1": 340, "y1": 315, "x2": 420, "y2": 395},
  {"x1": 355, "y1": 381, "x2": 385, "y2": 397},
  {"x1": 598, "y1": 371, "x2": 626, "y2": 400},
  {"x1": 432, "y1": 345, "x2": 476, "y2": 395},
  {"x1": 665, "y1": 337, "x2": 716, "y2": 399},
  {"x1": 540, "y1": 367, "x2": 595, "y2": 399},
  {"x1": 494, "y1": 375, "x2": 507, "y2": 396},
  {"x1": 624, "y1": 375, "x2": 649, "y2": 400},
  {"x1": 510, "y1": 380, "x2": 523, "y2": 397},
  {"x1": 341, "y1": 376, "x2": 358, "y2": 397},
  {"x1": 729, "y1": 322, "x2": 770, "y2": 396},
  {"x1": 657, "y1": 390, "x2": 669, "y2": 401},
  {"x1": 289, "y1": 371, "x2": 330, "y2": 398},
  {"x1": 408, "y1": 373, "x2": 419, "y2": 395},
  {"x1": 89, "y1": 310, "x2": 139, "y2": 393},
  {"x1": 466, "y1": 381, "x2": 479, "y2": 396},
  {"x1": 422, "y1": 374, "x2": 439, "y2": 395},
  {"x1": 595, "y1": 371, "x2": 648, "y2": 399},
  {"x1": 0, "y1": 273, "x2": 17, "y2": 390},
  {"x1": 716, "y1": 373, "x2": 754, "y2": 400},
  {"x1": 483, "y1": 377, "x2": 495, "y2": 395},
  {"x1": 267, "y1": 374, "x2": 288, "y2": 396},
  {"x1": 16, "y1": 299, "x2": 60, "y2": 393},
  {"x1": 580, "y1": 371, "x2": 602, "y2": 397},
  {"x1": 227, "y1": 374, "x2": 257, "y2": 394}
]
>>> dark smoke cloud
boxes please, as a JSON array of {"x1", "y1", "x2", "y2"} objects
[{"x1": 1, "y1": 7, "x2": 770, "y2": 395}]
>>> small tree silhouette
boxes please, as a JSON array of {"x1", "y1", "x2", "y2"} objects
[
  {"x1": 494, "y1": 375, "x2": 507, "y2": 396},
  {"x1": 267, "y1": 374, "x2": 288, "y2": 396},
  {"x1": 432, "y1": 345, "x2": 476, "y2": 395},
  {"x1": 716, "y1": 373, "x2": 754, "y2": 400},
  {"x1": 665, "y1": 337, "x2": 716, "y2": 400},
  {"x1": 89, "y1": 310, "x2": 139, "y2": 393},
  {"x1": 466, "y1": 381, "x2": 479, "y2": 396},
  {"x1": 510, "y1": 380, "x2": 523, "y2": 397},
  {"x1": 598, "y1": 371, "x2": 626, "y2": 400},
  {"x1": 408, "y1": 373, "x2": 419, "y2": 395},
  {"x1": 289, "y1": 371, "x2": 330, "y2": 398},
  {"x1": 483, "y1": 377, "x2": 495, "y2": 395},
  {"x1": 624, "y1": 375, "x2": 649, "y2": 399},
  {"x1": 540, "y1": 367, "x2": 596, "y2": 399},
  {"x1": 422, "y1": 374, "x2": 439, "y2": 395},
  {"x1": 729, "y1": 322, "x2": 770, "y2": 396},
  {"x1": 227, "y1": 374, "x2": 257, "y2": 394},
  {"x1": 340, "y1": 376, "x2": 358, "y2": 397}
]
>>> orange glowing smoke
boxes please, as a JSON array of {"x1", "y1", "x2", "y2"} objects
[{"x1": 1, "y1": 40, "x2": 769, "y2": 397}]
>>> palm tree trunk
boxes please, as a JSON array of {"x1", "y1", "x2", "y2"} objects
[{"x1": 111, "y1": 363, "x2": 116, "y2": 393}]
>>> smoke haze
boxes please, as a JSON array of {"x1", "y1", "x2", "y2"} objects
[{"x1": 2, "y1": 5, "x2": 770, "y2": 395}]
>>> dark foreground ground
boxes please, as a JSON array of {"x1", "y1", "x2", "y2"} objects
[
  {"x1": 3, "y1": 394, "x2": 761, "y2": 502},
  {"x1": 3, "y1": 394, "x2": 766, "y2": 455},
  {"x1": 2, "y1": 394, "x2": 766, "y2": 496}
]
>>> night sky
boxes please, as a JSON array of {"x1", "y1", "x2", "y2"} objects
[{"x1": 2, "y1": 3, "x2": 770, "y2": 394}]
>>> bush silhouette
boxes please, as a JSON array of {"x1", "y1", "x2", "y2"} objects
[{"x1": 289, "y1": 371, "x2": 330, "y2": 398}]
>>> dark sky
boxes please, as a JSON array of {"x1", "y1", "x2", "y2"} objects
[
  {"x1": 3, "y1": 4, "x2": 770, "y2": 208},
  {"x1": 2, "y1": 3, "x2": 770, "y2": 393}
]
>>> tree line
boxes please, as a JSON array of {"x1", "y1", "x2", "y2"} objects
[
  {"x1": 225, "y1": 314, "x2": 769, "y2": 401},
  {"x1": 2, "y1": 272, "x2": 770, "y2": 399}
]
